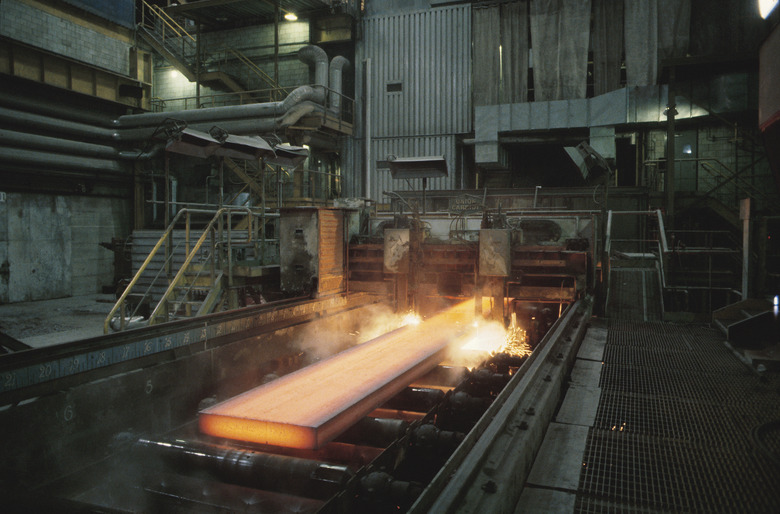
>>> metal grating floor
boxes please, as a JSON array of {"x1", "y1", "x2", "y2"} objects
[
  {"x1": 607, "y1": 270, "x2": 663, "y2": 322},
  {"x1": 574, "y1": 320, "x2": 780, "y2": 513}
]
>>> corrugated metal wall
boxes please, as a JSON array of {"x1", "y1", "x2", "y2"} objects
[
  {"x1": 354, "y1": 5, "x2": 472, "y2": 202},
  {"x1": 364, "y1": 5, "x2": 471, "y2": 137}
]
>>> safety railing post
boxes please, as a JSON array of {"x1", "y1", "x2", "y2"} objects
[
  {"x1": 184, "y1": 211, "x2": 192, "y2": 317},
  {"x1": 227, "y1": 210, "x2": 233, "y2": 288}
]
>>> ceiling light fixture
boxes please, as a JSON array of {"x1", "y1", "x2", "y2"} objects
[
  {"x1": 284, "y1": 12, "x2": 298, "y2": 21},
  {"x1": 759, "y1": 0, "x2": 779, "y2": 18}
]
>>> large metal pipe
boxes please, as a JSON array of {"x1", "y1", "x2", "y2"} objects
[
  {"x1": 298, "y1": 44, "x2": 329, "y2": 103},
  {"x1": 137, "y1": 438, "x2": 352, "y2": 500},
  {"x1": 329, "y1": 56, "x2": 351, "y2": 114},
  {"x1": 336, "y1": 416, "x2": 408, "y2": 448},
  {"x1": 364, "y1": 58, "x2": 372, "y2": 199},
  {"x1": 186, "y1": 101, "x2": 326, "y2": 136},
  {"x1": 0, "y1": 46, "x2": 332, "y2": 170},
  {"x1": 0, "y1": 146, "x2": 126, "y2": 172},
  {"x1": 115, "y1": 85, "x2": 322, "y2": 130},
  {"x1": 383, "y1": 387, "x2": 446, "y2": 412},
  {"x1": 0, "y1": 129, "x2": 164, "y2": 162},
  {"x1": 0, "y1": 107, "x2": 119, "y2": 141},
  {"x1": 0, "y1": 90, "x2": 117, "y2": 127},
  {"x1": 0, "y1": 129, "x2": 118, "y2": 158}
]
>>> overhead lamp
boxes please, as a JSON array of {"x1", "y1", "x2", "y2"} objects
[
  {"x1": 759, "y1": 0, "x2": 778, "y2": 18},
  {"x1": 284, "y1": 12, "x2": 297, "y2": 21},
  {"x1": 267, "y1": 144, "x2": 308, "y2": 168}
]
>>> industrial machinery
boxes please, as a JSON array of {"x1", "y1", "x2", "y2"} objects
[{"x1": 0, "y1": 201, "x2": 598, "y2": 512}]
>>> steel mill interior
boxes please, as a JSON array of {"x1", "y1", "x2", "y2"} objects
[{"x1": 1, "y1": 1, "x2": 780, "y2": 513}]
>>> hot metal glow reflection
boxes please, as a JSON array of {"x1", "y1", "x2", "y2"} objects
[{"x1": 199, "y1": 300, "x2": 475, "y2": 449}]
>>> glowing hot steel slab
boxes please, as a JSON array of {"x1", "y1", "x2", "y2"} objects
[{"x1": 199, "y1": 300, "x2": 475, "y2": 449}]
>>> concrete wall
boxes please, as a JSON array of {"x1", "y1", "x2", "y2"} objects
[
  {"x1": 0, "y1": 0, "x2": 132, "y2": 76},
  {"x1": 202, "y1": 21, "x2": 311, "y2": 89},
  {"x1": 152, "y1": 63, "x2": 223, "y2": 111},
  {"x1": 0, "y1": 193, "x2": 131, "y2": 303}
]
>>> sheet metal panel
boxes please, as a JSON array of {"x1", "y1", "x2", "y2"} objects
[
  {"x1": 363, "y1": 5, "x2": 471, "y2": 138},
  {"x1": 371, "y1": 135, "x2": 458, "y2": 202},
  {"x1": 340, "y1": 137, "x2": 361, "y2": 198}
]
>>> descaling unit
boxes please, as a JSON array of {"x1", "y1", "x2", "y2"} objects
[{"x1": 0, "y1": 205, "x2": 596, "y2": 512}]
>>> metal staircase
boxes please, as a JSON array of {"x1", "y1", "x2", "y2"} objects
[
  {"x1": 602, "y1": 209, "x2": 747, "y2": 318},
  {"x1": 137, "y1": 1, "x2": 197, "y2": 80},
  {"x1": 137, "y1": 1, "x2": 285, "y2": 105},
  {"x1": 603, "y1": 210, "x2": 666, "y2": 321},
  {"x1": 105, "y1": 208, "x2": 269, "y2": 332}
]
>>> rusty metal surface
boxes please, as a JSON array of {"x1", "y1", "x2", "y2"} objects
[
  {"x1": 318, "y1": 208, "x2": 345, "y2": 295},
  {"x1": 280, "y1": 207, "x2": 346, "y2": 296},
  {"x1": 479, "y1": 230, "x2": 511, "y2": 276},
  {"x1": 280, "y1": 209, "x2": 319, "y2": 293},
  {"x1": 384, "y1": 229, "x2": 410, "y2": 274}
]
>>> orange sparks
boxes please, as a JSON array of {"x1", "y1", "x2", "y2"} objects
[{"x1": 199, "y1": 300, "x2": 475, "y2": 449}]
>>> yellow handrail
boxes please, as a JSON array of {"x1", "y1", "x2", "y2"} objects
[
  {"x1": 141, "y1": 0, "x2": 196, "y2": 42},
  {"x1": 104, "y1": 208, "x2": 188, "y2": 333},
  {"x1": 104, "y1": 207, "x2": 257, "y2": 333},
  {"x1": 225, "y1": 47, "x2": 289, "y2": 96},
  {"x1": 147, "y1": 208, "x2": 254, "y2": 325}
]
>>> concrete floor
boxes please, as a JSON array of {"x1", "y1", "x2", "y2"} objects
[{"x1": 0, "y1": 293, "x2": 116, "y2": 348}]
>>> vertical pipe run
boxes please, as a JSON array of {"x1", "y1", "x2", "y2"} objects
[
  {"x1": 261, "y1": 161, "x2": 266, "y2": 263},
  {"x1": 364, "y1": 58, "x2": 372, "y2": 199},
  {"x1": 274, "y1": 4, "x2": 280, "y2": 100},
  {"x1": 164, "y1": 154, "x2": 171, "y2": 323},
  {"x1": 196, "y1": 23, "x2": 201, "y2": 108}
]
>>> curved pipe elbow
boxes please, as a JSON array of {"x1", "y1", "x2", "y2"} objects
[
  {"x1": 329, "y1": 56, "x2": 351, "y2": 113},
  {"x1": 277, "y1": 103, "x2": 319, "y2": 129},
  {"x1": 298, "y1": 45, "x2": 329, "y2": 103},
  {"x1": 281, "y1": 85, "x2": 324, "y2": 111},
  {"x1": 118, "y1": 143, "x2": 166, "y2": 161}
]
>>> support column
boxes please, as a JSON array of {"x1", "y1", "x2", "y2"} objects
[
  {"x1": 134, "y1": 162, "x2": 145, "y2": 230},
  {"x1": 274, "y1": 4, "x2": 280, "y2": 100},
  {"x1": 665, "y1": 67, "x2": 677, "y2": 230},
  {"x1": 741, "y1": 198, "x2": 751, "y2": 300}
]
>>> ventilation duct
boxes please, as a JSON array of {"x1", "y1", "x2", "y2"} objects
[
  {"x1": 0, "y1": 45, "x2": 334, "y2": 172},
  {"x1": 329, "y1": 56, "x2": 351, "y2": 114},
  {"x1": 298, "y1": 44, "x2": 329, "y2": 104}
]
